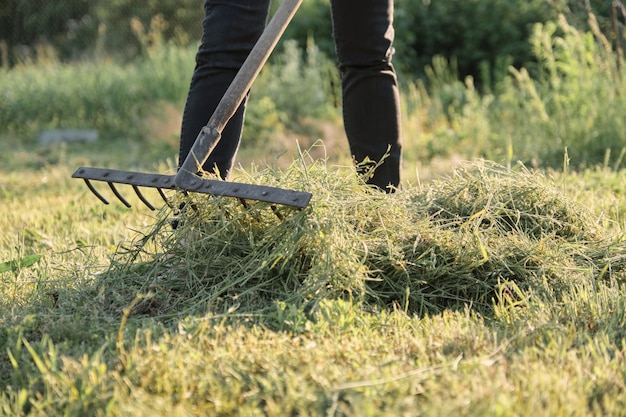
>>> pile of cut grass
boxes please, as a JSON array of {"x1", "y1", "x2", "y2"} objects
[
  {"x1": 3, "y1": 158, "x2": 626, "y2": 415},
  {"x1": 87, "y1": 159, "x2": 626, "y2": 322}
]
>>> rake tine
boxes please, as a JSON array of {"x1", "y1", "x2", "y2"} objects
[
  {"x1": 107, "y1": 182, "x2": 132, "y2": 208},
  {"x1": 239, "y1": 198, "x2": 249, "y2": 209},
  {"x1": 156, "y1": 188, "x2": 173, "y2": 207},
  {"x1": 73, "y1": 167, "x2": 312, "y2": 209},
  {"x1": 132, "y1": 185, "x2": 156, "y2": 211},
  {"x1": 83, "y1": 179, "x2": 110, "y2": 205},
  {"x1": 271, "y1": 205, "x2": 284, "y2": 221}
]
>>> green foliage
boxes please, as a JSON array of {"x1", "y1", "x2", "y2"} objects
[
  {"x1": 275, "y1": 0, "x2": 335, "y2": 60},
  {"x1": 4, "y1": 11, "x2": 626, "y2": 171},
  {"x1": 0, "y1": 0, "x2": 95, "y2": 65},
  {"x1": 551, "y1": 0, "x2": 625, "y2": 37},
  {"x1": 514, "y1": 14, "x2": 626, "y2": 166},
  {"x1": 92, "y1": 0, "x2": 203, "y2": 60},
  {"x1": 395, "y1": 0, "x2": 558, "y2": 86},
  {"x1": 0, "y1": 46, "x2": 194, "y2": 142},
  {"x1": 512, "y1": 14, "x2": 626, "y2": 167},
  {"x1": 277, "y1": 0, "x2": 573, "y2": 87},
  {"x1": 248, "y1": 39, "x2": 340, "y2": 140},
  {"x1": 403, "y1": 14, "x2": 626, "y2": 169},
  {"x1": 3, "y1": 0, "x2": 625, "y2": 89},
  {"x1": 0, "y1": 39, "x2": 338, "y2": 151},
  {"x1": 0, "y1": 0, "x2": 203, "y2": 65},
  {"x1": 0, "y1": 255, "x2": 41, "y2": 274}
]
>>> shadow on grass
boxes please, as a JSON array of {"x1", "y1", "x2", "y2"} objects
[
  {"x1": 77, "y1": 161, "x2": 626, "y2": 328},
  {"x1": 4, "y1": 161, "x2": 626, "y2": 416}
]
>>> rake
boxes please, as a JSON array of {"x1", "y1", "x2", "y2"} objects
[{"x1": 72, "y1": 0, "x2": 312, "y2": 210}]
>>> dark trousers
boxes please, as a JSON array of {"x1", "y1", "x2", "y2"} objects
[{"x1": 178, "y1": 0, "x2": 402, "y2": 190}]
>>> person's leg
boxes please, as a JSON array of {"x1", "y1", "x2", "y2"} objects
[
  {"x1": 330, "y1": 0, "x2": 402, "y2": 191},
  {"x1": 178, "y1": 0, "x2": 271, "y2": 179}
]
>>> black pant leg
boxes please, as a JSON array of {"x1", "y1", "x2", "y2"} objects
[
  {"x1": 330, "y1": 0, "x2": 402, "y2": 190},
  {"x1": 178, "y1": 0, "x2": 271, "y2": 178}
]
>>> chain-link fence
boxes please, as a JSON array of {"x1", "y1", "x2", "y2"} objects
[{"x1": 0, "y1": 0, "x2": 204, "y2": 67}]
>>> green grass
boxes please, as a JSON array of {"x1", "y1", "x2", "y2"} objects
[
  {"x1": 1, "y1": 142, "x2": 626, "y2": 415},
  {"x1": 3, "y1": 13, "x2": 626, "y2": 415},
  {"x1": 401, "y1": 15, "x2": 626, "y2": 170},
  {"x1": 4, "y1": 14, "x2": 626, "y2": 173},
  {"x1": 0, "y1": 46, "x2": 195, "y2": 143}
]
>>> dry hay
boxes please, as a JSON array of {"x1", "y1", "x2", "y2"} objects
[{"x1": 96, "y1": 159, "x2": 626, "y2": 319}]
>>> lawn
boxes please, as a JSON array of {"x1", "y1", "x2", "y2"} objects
[
  {"x1": 1, "y1": 139, "x2": 626, "y2": 415},
  {"x1": 2, "y1": 15, "x2": 626, "y2": 415}
]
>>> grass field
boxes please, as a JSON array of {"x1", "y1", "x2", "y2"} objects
[
  {"x1": 1, "y1": 135, "x2": 626, "y2": 415},
  {"x1": 3, "y1": 15, "x2": 626, "y2": 415}
]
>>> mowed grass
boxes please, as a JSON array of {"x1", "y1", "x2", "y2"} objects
[
  {"x1": 3, "y1": 13, "x2": 626, "y2": 414},
  {"x1": 1, "y1": 138, "x2": 626, "y2": 416}
]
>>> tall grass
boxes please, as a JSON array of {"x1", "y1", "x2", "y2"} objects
[
  {"x1": 0, "y1": 40, "x2": 339, "y2": 148},
  {"x1": 242, "y1": 38, "x2": 341, "y2": 148},
  {"x1": 514, "y1": 13, "x2": 626, "y2": 166},
  {"x1": 402, "y1": 14, "x2": 626, "y2": 170},
  {"x1": 3, "y1": 13, "x2": 625, "y2": 172},
  {"x1": 0, "y1": 46, "x2": 195, "y2": 142}
]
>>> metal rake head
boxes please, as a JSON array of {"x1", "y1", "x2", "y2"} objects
[
  {"x1": 71, "y1": 0, "x2": 311, "y2": 213},
  {"x1": 73, "y1": 168, "x2": 176, "y2": 210},
  {"x1": 72, "y1": 167, "x2": 312, "y2": 211}
]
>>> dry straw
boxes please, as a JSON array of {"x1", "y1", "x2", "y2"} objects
[{"x1": 97, "y1": 158, "x2": 626, "y2": 320}]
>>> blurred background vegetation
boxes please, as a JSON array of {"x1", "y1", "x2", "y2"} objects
[
  {"x1": 3, "y1": 0, "x2": 622, "y2": 82},
  {"x1": 1, "y1": 0, "x2": 626, "y2": 176}
]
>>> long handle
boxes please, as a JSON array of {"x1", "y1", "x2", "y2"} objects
[{"x1": 175, "y1": 0, "x2": 303, "y2": 184}]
